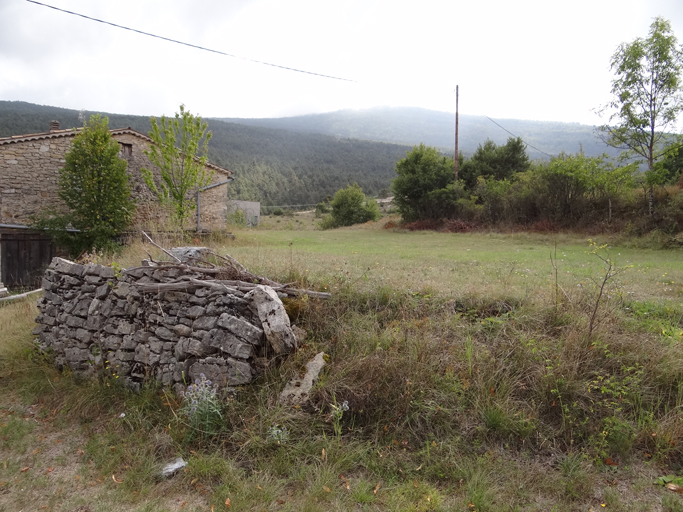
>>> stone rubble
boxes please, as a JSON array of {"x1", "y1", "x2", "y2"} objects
[{"x1": 33, "y1": 256, "x2": 298, "y2": 394}]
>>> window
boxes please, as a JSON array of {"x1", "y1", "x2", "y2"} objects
[{"x1": 119, "y1": 143, "x2": 133, "y2": 158}]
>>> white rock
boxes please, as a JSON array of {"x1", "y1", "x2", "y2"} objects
[
  {"x1": 245, "y1": 285, "x2": 297, "y2": 355},
  {"x1": 160, "y1": 457, "x2": 187, "y2": 478},
  {"x1": 168, "y1": 246, "x2": 211, "y2": 263},
  {"x1": 279, "y1": 352, "x2": 326, "y2": 406}
]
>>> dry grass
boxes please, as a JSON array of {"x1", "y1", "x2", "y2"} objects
[{"x1": 3, "y1": 225, "x2": 683, "y2": 510}]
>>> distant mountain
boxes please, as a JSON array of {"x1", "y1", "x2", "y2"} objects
[
  {"x1": 0, "y1": 101, "x2": 412, "y2": 207},
  {"x1": 216, "y1": 106, "x2": 620, "y2": 160},
  {"x1": 1, "y1": 101, "x2": 623, "y2": 209}
]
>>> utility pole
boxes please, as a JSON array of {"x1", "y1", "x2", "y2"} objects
[{"x1": 454, "y1": 85, "x2": 459, "y2": 181}]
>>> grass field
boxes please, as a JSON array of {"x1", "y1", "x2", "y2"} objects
[
  {"x1": 227, "y1": 218, "x2": 683, "y2": 301},
  {"x1": 2, "y1": 222, "x2": 683, "y2": 511}
]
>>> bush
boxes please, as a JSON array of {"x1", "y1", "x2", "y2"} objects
[
  {"x1": 392, "y1": 144, "x2": 454, "y2": 222},
  {"x1": 272, "y1": 208, "x2": 284, "y2": 216},
  {"x1": 321, "y1": 183, "x2": 380, "y2": 229},
  {"x1": 459, "y1": 137, "x2": 530, "y2": 190},
  {"x1": 227, "y1": 209, "x2": 246, "y2": 227},
  {"x1": 315, "y1": 201, "x2": 330, "y2": 218}
]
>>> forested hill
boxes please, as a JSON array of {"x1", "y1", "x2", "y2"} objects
[
  {"x1": 217, "y1": 106, "x2": 620, "y2": 160},
  {"x1": 0, "y1": 101, "x2": 413, "y2": 207}
]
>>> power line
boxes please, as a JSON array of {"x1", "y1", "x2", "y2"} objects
[
  {"x1": 24, "y1": 0, "x2": 564, "y2": 159},
  {"x1": 25, "y1": 0, "x2": 356, "y2": 83},
  {"x1": 485, "y1": 116, "x2": 553, "y2": 158},
  {"x1": 263, "y1": 204, "x2": 318, "y2": 208}
]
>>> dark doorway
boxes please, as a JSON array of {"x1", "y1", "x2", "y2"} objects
[{"x1": 0, "y1": 231, "x2": 55, "y2": 289}]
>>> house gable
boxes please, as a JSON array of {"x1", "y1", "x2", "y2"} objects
[{"x1": 0, "y1": 124, "x2": 232, "y2": 228}]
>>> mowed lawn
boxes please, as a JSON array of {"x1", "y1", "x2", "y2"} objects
[{"x1": 221, "y1": 224, "x2": 683, "y2": 302}]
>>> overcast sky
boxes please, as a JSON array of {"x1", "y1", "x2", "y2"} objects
[{"x1": 1, "y1": 0, "x2": 682, "y2": 126}]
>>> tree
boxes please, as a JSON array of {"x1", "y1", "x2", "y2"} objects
[
  {"x1": 660, "y1": 141, "x2": 683, "y2": 184},
  {"x1": 459, "y1": 137, "x2": 530, "y2": 190},
  {"x1": 33, "y1": 115, "x2": 135, "y2": 256},
  {"x1": 598, "y1": 17, "x2": 683, "y2": 214},
  {"x1": 321, "y1": 183, "x2": 380, "y2": 228},
  {"x1": 392, "y1": 144, "x2": 454, "y2": 222},
  {"x1": 142, "y1": 104, "x2": 213, "y2": 228}
]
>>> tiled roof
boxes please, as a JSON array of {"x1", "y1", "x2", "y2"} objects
[{"x1": 0, "y1": 127, "x2": 232, "y2": 176}]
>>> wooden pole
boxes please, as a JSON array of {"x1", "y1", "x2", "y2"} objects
[{"x1": 454, "y1": 85, "x2": 459, "y2": 181}]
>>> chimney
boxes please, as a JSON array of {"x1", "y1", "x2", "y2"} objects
[{"x1": 49, "y1": 120, "x2": 60, "y2": 132}]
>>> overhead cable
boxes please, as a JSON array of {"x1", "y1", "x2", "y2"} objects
[
  {"x1": 25, "y1": 0, "x2": 356, "y2": 83},
  {"x1": 485, "y1": 116, "x2": 553, "y2": 158}
]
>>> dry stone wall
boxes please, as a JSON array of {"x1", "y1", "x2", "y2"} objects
[{"x1": 33, "y1": 257, "x2": 296, "y2": 393}]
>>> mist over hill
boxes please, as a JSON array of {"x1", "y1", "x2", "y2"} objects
[
  {"x1": 1, "y1": 101, "x2": 621, "y2": 208},
  {"x1": 217, "y1": 106, "x2": 619, "y2": 160},
  {"x1": 0, "y1": 101, "x2": 412, "y2": 207}
]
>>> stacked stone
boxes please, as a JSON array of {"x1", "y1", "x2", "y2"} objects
[{"x1": 34, "y1": 257, "x2": 292, "y2": 393}]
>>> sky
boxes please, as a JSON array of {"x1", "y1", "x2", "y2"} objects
[{"x1": 1, "y1": 0, "x2": 682, "y2": 126}]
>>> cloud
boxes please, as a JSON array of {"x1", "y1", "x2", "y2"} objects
[{"x1": 1, "y1": 0, "x2": 681, "y2": 126}]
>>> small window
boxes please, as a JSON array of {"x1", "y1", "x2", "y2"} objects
[{"x1": 119, "y1": 143, "x2": 133, "y2": 158}]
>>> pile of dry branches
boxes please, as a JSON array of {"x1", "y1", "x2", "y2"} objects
[{"x1": 133, "y1": 232, "x2": 331, "y2": 299}]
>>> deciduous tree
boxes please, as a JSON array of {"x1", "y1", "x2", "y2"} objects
[
  {"x1": 142, "y1": 104, "x2": 213, "y2": 228},
  {"x1": 598, "y1": 17, "x2": 683, "y2": 214}
]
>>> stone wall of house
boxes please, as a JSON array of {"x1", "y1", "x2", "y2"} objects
[
  {"x1": 0, "y1": 131, "x2": 229, "y2": 229},
  {"x1": 0, "y1": 136, "x2": 72, "y2": 224},
  {"x1": 33, "y1": 257, "x2": 295, "y2": 393}
]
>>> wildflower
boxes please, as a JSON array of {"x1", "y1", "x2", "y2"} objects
[{"x1": 268, "y1": 424, "x2": 290, "y2": 444}]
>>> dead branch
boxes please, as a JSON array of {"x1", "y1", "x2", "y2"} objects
[
  {"x1": 132, "y1": 231, "x2": 332, "y2": 299},
  {"x1": 141, "y1": 231, "x2": 182, "y2": 263},
  {"x1": 188, "y1": 278, "x2": 241, "y2": 294},
  {"x1": 207, "y1": 250, "x2": 247, "y2": 273}
]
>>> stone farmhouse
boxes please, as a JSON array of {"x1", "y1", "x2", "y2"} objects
[{"x1": 0, "y1": 121, "x2": 233, "y2": 229}]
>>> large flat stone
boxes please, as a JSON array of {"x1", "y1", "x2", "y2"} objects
[
  {"x1": 50, "y1": 257, "x2": 85, "y2": 277},
  {"x1": 192, "y1": 316, "x2": 217, "y2": 331},
  {"x1": 189, "y1": 357, "x2": 253, "y2": 386},
  {"x1": 174, "y1": 337, "x2": 214, "y2": 360},
  {"x1": 205, "y1": 329, "x2": 253, "y2": 359},
  {"x1": 217, "y1": 313, "x2": 264, "y2": 345},
  {"x1": 245, "y1": 285, "x2": 297, "y2": 355}
]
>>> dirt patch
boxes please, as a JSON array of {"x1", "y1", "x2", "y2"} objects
[{"x1": 0, "y1": 395, "x2": 207, "y2": 512}]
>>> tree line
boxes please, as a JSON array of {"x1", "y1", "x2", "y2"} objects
[
  {"x1": 391, "y1": 17, "x2": 683, "y2": 237},
  {"x1": 0, "y1": 101, "x2": 410, "y2": 207}
]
